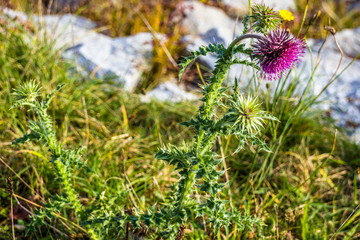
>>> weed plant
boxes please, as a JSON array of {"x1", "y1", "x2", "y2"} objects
[{"x1": 1, "y1": 2, "x2": 360, "y2": 240}]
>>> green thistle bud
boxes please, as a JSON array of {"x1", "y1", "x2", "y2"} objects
[
  {"x1": 224, "y1": 94, "x2": 277, "y2": 135},
  {"x1": 249, "y1": 4, "x2": 282, "y2": 34},
  {"x1": 12, "y1": 80, "x2": 41, "y2": 104}
]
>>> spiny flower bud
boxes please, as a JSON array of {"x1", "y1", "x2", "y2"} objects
[
  {"x1": 252, "y1": 29, "x2": 306, "y2": 80},
  {"x1": 12, "y1": 80, "x2": 41, "y2": 103},
  {"x1": 250, "y1": 4, "x2": 282, "y2": 33},
  {"x1": 224, "y1": 94, "x2": 277, "y2": 135}
]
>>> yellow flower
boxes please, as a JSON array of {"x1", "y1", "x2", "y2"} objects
[{"x1": 279, "y1": 10, "x2": 294, "y2": 21}]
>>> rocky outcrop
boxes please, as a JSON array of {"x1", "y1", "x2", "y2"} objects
[{"x1": 175, "y1": 1, "x2": 243, "y2": 45}]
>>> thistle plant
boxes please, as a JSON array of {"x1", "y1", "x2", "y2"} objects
[{"x1": 11, "y1": 81, "x2": 100, "y2": 240}]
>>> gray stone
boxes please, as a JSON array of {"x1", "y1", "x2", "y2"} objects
[
  {"x1": 351, "y1": 128, "x2": 360, "y2": 144},
  {"x1": 63, "y1": 32, "x2": 155, "y2": 91},
  {"x1": 36, "y1": 14, "x2": 98, "y2": 48},
  {"x1": 37, "y1": 14, "x2": 156, "y2": 91},
  {"x1": 176, "y1": 1, "x2": 243, "y2": 45},
  {"x1": 301, "y1": 36, "x2": 360, "y2": 98},
  {"x1": 1, "y1": 8, "x2": 29, "y2": 22},
  {"x1": 34, "y1": 14, "x2": 157, "y2": 91},
  {"x1": 141, "y1": 80, "x2": 199, "y2": 103}
]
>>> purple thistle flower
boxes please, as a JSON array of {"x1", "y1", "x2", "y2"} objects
[{"x1": 253, "y1": 29, "x2": 306, "y2": 80}]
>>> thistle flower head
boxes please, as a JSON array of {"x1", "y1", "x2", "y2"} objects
[
  {"x1": 225, "y1": 94, "x2": 277, "y2": 135},
  {"x1": 252, "y1": 29, "x2": 306, "y2": 80}
]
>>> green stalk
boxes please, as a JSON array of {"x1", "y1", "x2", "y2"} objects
[
  {"x1": 178, "y1": 168, "x2": 198, "y2": 211},
  {"x1": 36, "y1": 105, "x2": 100, "y2": 240},
  {"x1": 54, "y1": 159, "x2": 83, "y2": 213},
  {"x1": 248, "y1": 0, "x2": 253, "y2": 27}
]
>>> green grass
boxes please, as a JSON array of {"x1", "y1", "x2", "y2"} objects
[
  {"x1": 1, "y1": 10, "x2": 360, "y2": 239},
  {"x1": 293, "y1": 0, "x2": 360, "y2": 38}
]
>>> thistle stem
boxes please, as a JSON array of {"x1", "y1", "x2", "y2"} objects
[
  {"x1": 227, "y1": 34, "x2": 265, "y2": 53},
  {"x1": 39, "y1": 108, "x2": 100, "y2": 240}
]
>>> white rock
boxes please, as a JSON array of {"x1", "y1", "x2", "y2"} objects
[
  {"x1": 351, "y1": 128, "x2": 360, "y2": 144},
  {"x1": 63, "y1": 32, "x2": 155, "y2": 91},
  {"x1": 37, "y1": 14, "x2": 157, "y2": 91},
  {"x1": 142, "y1": 80, "x2": 199, "y2": 103},
  {"x1": 176, "y1": 1, "x2": 243, "y2": 45},
  {"x1": 356, "y1": 88, "x2": 360, "y2": 99},
  {"x1": 301, "y1": 36, "x2": 360, "y2": 97},
  {"x1": 1, "y1": 8, "x2": 29, "y2": 22},
  {"x1": 1, "y1": 10, "x2": 98, "y2": 48},
  {"x1": 36, "y1": 14, "x2": 98, "y2": 48}
]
